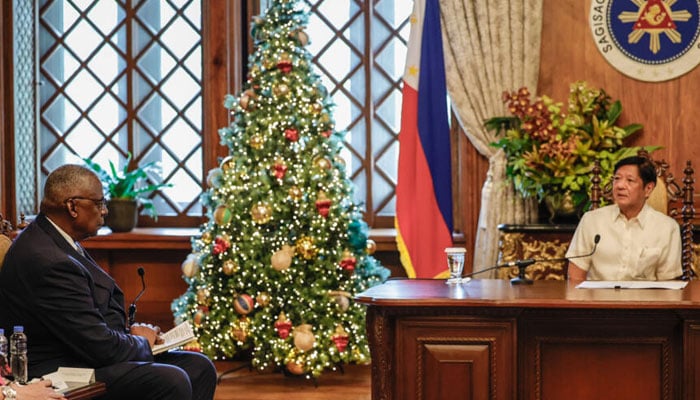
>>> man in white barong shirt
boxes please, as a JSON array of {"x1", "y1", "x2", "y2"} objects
[{"x1": 566, "y1": 156, "x2": 682, "y2": 282}]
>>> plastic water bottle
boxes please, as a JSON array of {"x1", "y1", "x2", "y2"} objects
[
  {"x1": 10, "y1": 326, "x2": 27, "y2": 384},
  {"x1": 0, "y1": 329, "x2": 8, "y2": 378}
]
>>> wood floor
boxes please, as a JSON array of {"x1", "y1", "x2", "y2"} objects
[{"x1": 213, "y1": 361, "x2": 371, "y2": 400}]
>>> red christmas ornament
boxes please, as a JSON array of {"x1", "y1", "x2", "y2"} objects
[
  {"x1": 273, "y1": 162, "x2": 288, "y2": 179},
  {"x1": 212, "y1": 235, "x2": 231, "y2": 255},
  {"x1": 315, "y1": 191, "x2": 332, "y2": 218},
  {"x1": 321, "y1": 130, "x2": 332, "y2": 138},
  {"x1": 274, "y1": 312, "x2": 293, "y2": 339},
  {"x1": 277, "y1": 59, "x2": 293, "y2": 73},
  {"x1": 316, "y1": 199, "x2": 331, "y2": 217},
  {"x1": 332, "y1": 325, "x2": 350, "y2": 352},
  {"x1": 284, "y1": 128, "x2": 299, "y2": 142},
  {"x1": 340, "y1": 256, "x2": 356, "y2": 272},
  {"x1": 332, "y1": 334, "x2": 349, "y2": 352}
]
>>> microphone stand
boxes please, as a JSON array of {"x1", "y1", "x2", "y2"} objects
[
  {"x1": 462, "y1": 259, "x2": 537, "y2": 285},
  {"x1": 128, "y1": 267, "x2": 146, "y2": 326},
  {"x1": 464, "y1": 234, "x2": 601, "y2": 285}
]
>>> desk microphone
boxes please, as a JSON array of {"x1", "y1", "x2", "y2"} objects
[
  {"x1": 464, "y1": 234, "x2": 601, "y2": 285},
  {"x1": 128, "y1": 267, "x2": 146, "y2": 326}
]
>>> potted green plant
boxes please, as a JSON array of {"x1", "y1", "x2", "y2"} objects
[
  {"x1": 485, "y1": 81, "x2": 660, "y2": 222},
  {"x1": 83, "y1": 153, "x2": 172, "y2": 232}
]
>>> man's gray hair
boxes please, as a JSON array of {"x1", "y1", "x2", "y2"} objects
[{"x1": 40, "y1": 164, "x2": 99, "y2": 213}]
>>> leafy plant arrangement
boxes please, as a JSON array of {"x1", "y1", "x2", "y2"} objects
[
  {"x1": 83, "y1": 153, "x2": 172, "y2": 219},
  {"x1": 485, "y1": 81, "x2": 659, "y2": 207}
]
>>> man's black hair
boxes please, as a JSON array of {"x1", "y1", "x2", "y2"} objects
[{"x1": 613, "y1": 156, "x2": 657, "y2": 186}]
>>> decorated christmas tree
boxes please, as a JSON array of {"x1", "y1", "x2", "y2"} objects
[{"x1": 171, "y1": 0, "x2": 390, "y2": 377}]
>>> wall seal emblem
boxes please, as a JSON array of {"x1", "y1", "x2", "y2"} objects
[{"x1": 590, "y1": 0, "x2": 700, "y2": 82}]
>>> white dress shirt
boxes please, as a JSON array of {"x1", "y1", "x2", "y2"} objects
[{"x1": 566, "y1": 204, "x2": 682, "y2": 280}]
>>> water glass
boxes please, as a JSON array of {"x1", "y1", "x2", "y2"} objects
[{"x1": 445, "y1": 247, "x2": 467, "y2": 284}]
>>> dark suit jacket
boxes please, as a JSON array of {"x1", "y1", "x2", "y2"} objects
[{"x1": 0, "y1": 214, "x2": 152, "y2": 378}]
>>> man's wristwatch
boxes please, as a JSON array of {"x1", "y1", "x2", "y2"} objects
[{"x1": 1, "y1": 384, "x2": 17, "y2": 399}]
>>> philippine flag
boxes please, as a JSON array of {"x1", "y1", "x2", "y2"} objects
[{"x1": 395, "y1": 0, "x2": 453, "y2": 278}]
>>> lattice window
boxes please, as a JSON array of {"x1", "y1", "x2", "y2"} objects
[
  {"x1": 37, "y1": 0, "x2": 203, "y2": 223},
  {"x1": 262, "y1": 0, "x2": 410, "y2": 227}
]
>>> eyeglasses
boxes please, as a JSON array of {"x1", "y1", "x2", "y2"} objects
[{"x1": 65, "y1": 196, "x2": 107, "y2": 210}]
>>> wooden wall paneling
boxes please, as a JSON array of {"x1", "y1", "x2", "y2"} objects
[
  {"x1": 538, "y1": 0, "x2": 700, "y2": 181},
  {"x1": 0, "y1": 1, "x2": 16, "y2": 219},
  {"x1": 88, "y1": 248, "x2": 190, "y2": 332}
]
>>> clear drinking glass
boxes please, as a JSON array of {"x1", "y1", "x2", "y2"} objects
[{"x1": 445, "y1": 247, "x2": 467, "y2": 284}]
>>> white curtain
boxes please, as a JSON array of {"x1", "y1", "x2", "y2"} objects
[{"x1": 439, "y1": 0, "x2": 542, "y2": 275}]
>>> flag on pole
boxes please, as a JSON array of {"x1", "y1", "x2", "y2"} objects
[{"x1": 395, "y1": 0, "x2": 453, "y2": 278}]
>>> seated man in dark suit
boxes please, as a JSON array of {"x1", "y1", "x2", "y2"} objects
[{"x1": 0, "y1": 164, "x2": 217, "y2": 400}]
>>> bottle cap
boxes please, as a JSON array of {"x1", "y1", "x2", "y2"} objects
[{"x1": 12, "y1": 326, "x2": 23, "y2": 333}]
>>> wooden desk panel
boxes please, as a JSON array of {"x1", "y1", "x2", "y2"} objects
[{"x1": 356, "y1": 279, "x2": 700, "y2": 400}]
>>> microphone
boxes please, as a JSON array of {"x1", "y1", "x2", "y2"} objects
[
  {"x1": 464, "y1": 234, "x2": 601, "y2": 285},
  {"x1": 128, "y1": 267, "x2": 146, "y2": 326}
]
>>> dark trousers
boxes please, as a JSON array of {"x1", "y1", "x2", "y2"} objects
[{"x1": 95, "y1": 351, "x2": 217, "y2": 400}]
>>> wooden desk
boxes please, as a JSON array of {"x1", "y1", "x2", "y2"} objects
[{"x1": 356, "y1": 278, "x2": 700, "y2": 400}]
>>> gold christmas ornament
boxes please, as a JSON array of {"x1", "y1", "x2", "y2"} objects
[
  {"x1": 250, "y1": 202, "x2": 272, "y2": 224},
  {"x1": 220, "y1": 155, "x2": 236, "y2": 171},
  {"x1": 273, "y1": 83, "x2": 290, "y2": 97},
  {"x1": 193, "y1": 307, "x2": 207, "y2": 326},
  {"x1": 201, "y1": 231, "x2": 212, "y2": 244},
  {"x1": 249, "y1": 135, "x2": 264, "y2": 149},
  {"x1": 271, "y1": 244, "x2": 295, "y2": 271},
  {"x1": 213, "y1": 205, "x2": 232, "y2": 225},
  {"x1": 295, "y1": 236, "x2": 317, "y2": 260},
  {"x1": 313, "y1": 157, "x2": 331, "y2": 170},
  {"x1": 366, "y1": 239, "x2": 377, "y2": 255},
  {"x1": 196, "y1": 288, "x2": 211, "y2": 305},
  {"x1": 288, "y1": 185, "x2": 303, "y2": 201},
  {"x1": 239, "y1": 94, "x2": 250, "y2": 110},
  {"x1": 222, "y1": 259, "x2": 238, "y2": 275},
  {"x1": 256, "y1": 292, "x2": 271, "y2": 307},
  {"x1": 293, "y1": 324, "x2": 315, "y2": 352},
  {"x1": 231, "y1": 317, "x2": 249, "y2": 342},
  {"x1": 329, "y1": 290, "x2": 351, "y2": 312},
  {"x1": 181, "y1": 253, "x2": 199, "y2": 278},
  {"x1": 286, "y1": 361, "x2": 305, "y2": 375},
  {"x1": 309, "y1": 102, "x2": 323, "y2": 114}
]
